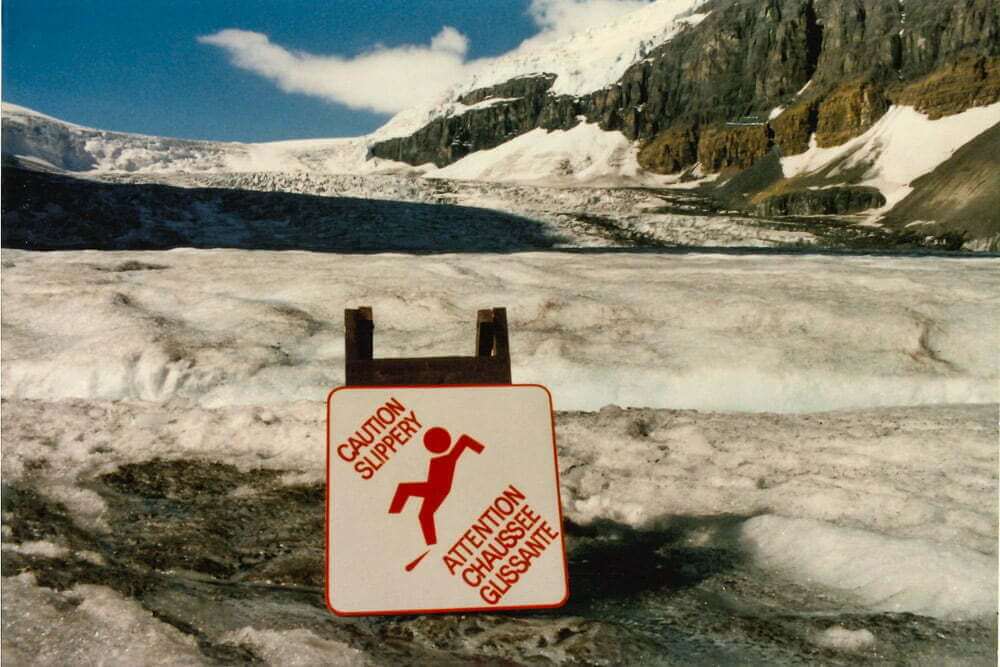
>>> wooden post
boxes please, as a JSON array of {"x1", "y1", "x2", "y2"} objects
[
  {"x1": 476, "y1": 309, "x2": 495, "y2": 358},
  {"x1": 491, "y1": 308, "x2": 510, "y2": 365},
  {"x1": 344, "y1": 307, "x2": 373, "y2": 362},
  {"x1": 345, "y1": 307, "x2": 511, "y2": 386}
]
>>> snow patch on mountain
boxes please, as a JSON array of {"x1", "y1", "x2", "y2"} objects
[
  {"x1": 371, "y1": 0, "x2": 708, "y2": 138},
  {"x1": 10, "y1": 96, "x2": 996, "y2": 201},
  {"x1": 0, "y1": 101, "x2": 696, "y2": 185},
  {"x1": 2, "y1": 102, "x2": 242, "y2": 172},
  {"x1": 431, "y1": 122, "x2": 645, "y2": 183},
  {"x1": 781, "y1": 102, "x2": 1000, "y2": 214}
]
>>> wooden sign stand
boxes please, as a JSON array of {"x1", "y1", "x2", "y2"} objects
[{"x1": 344, "y1": 307, "x2": 512, "y2": 386}]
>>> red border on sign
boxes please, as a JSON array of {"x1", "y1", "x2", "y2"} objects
[{"x1": 324, "y1": 383, "x2": 570, "y2": 617}]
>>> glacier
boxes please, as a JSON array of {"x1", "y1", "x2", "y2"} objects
[{"x1": 2, "y1": 248, "x2": 998, "y2": 664}]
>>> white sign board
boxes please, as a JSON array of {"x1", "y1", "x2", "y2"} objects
[{"x1": 326, "y1": 384, "x2": 568, "y2": 616}]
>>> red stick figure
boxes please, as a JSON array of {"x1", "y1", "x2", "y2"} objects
[{"x1": 389, "y1": 427, "x2": 484, "y2": 558}]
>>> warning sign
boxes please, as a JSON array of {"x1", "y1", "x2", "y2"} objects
[{"x1": 326, "y1": 384, "x2": 568, "y2": 616}]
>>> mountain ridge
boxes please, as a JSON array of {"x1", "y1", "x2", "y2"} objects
[{"x1": 372, "y1": 0, "x2": 998, "y2": 171}]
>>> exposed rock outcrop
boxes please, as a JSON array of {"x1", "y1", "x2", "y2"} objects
[
  {"x1": 697, "y1": 124, "x2": 772, "y2": 172},
  {"x1": 371, "y1": 75, "x2": 571, "y2": 167},
  {"x1": 893, "y1": 56, "x2": 1000, "y2": 120},
  {"x1": 771, "y1": 102, "x2": 816, "y2": 155},
  {"x1": 636, "y1": 123, "x2": 698, "y2": 173},
  {"x1": 754, "y1": 186, "x2": 887, "y2": 217},
  {"x1": 814, "y1": 81, "x2": 890, "y2": 148},
  {"x1": 456, "y1": 74, "x2": 557, "y2": 106}
]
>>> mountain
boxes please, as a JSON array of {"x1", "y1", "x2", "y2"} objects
[
  {"x1": 367, "y1": 0, "x2": 1000, "y2": 245},
  {"x1": 373, "y1": 0, "x2": 999, "y2": 169},
  {"x1": 2, "y1": 0, "x2": 999, "y2": 249}
]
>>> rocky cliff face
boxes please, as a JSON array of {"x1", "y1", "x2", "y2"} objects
[
  {"x1": 894, "y1": 55, "x2": 1000, "y2": 119},
  {"x1": 770, "y1": 102, "x2": 815, "y2": 155},
  {"x1": 372, "y1": 0, "x2": 999, "y2": 174},
  {"x1": 372, "y1": 75, "x2": 568, "y2": 167},
  {"x1": 814, "y1": 81, "x2": 890, "y2": 147},
  {"x1": 697, "y1": 124, "x2": 772, "y2": 172}
]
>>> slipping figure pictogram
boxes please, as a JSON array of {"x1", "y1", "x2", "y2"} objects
[{"x1": 389, "y1": 426, "x2": 485, "y2": 570}]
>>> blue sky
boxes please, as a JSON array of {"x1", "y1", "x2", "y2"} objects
[{"x1": 2, "y1": 0, "x2": 543, "y2": 141}]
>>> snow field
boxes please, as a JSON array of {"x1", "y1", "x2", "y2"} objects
[
  {"x1": 454, "y1": 0, "x2": 707, "y2": 98},
  {"x1": 0, "y1": 103, "x2": 414, "y2": 175},
  {"x1": 2, "y1": 250, "x2": 997, "y2": 412}
]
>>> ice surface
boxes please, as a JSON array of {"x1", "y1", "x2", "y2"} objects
[
  {"x1": 1, "y1": 573, "x2": 205, "y2": 666},
  {"x1": 558, "y1": 404, "x2": 998, "y2": 620},
  {"x1": 556, "y1": 403, "x2": 997, "y2": 549},
  {"x1": 2, "y1": 540, "x2": 69, "y2": 559},
  {"x1": 742, "y1": 515, "x2": 995, "y2": 621},
  {"x1": 220, "y1": 628, "x2": 371, "y2": 666},
  {"x1": 1, "y1": 243, "x2": 996, "y2": 660},
  {"x1": 3, "y1": 399, "x2": 996, "y2": 623},
  {"x1": 810, "y1": 626, "x2": 876, "y2": 651},
  {"x1": 3, "y1": 250, "x2": 996, "y2": 413},
  {"x1": 0, "y1": 103, "x2": 415, "y2": 176}
]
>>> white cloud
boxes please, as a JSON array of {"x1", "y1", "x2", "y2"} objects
[
  {"x1": 198, "y1": 1, "x2": 654, "y2": 115},
  {"x1": 197, "y1": 27, "x2": 470, "y2": 114},
  {"x1": 525, "y1": 0, "x2": 652, "y2": 43}
]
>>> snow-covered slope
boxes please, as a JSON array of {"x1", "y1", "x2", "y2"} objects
[
  {"x1": 431, "y1": 122, "x2": 643, "y2": 183},
  {"x1": 780, "y1": 102, "x2": 1000, "y2": 214},
  {"x1": 2, "y1": 101, "x2": 668, "y2": 185},
  {"x1": 6, "y1": 96, "x2": 998, "y2": 197},
  {"x1": 460, "y1": 0, "x2": 706, "y2": 99}
]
